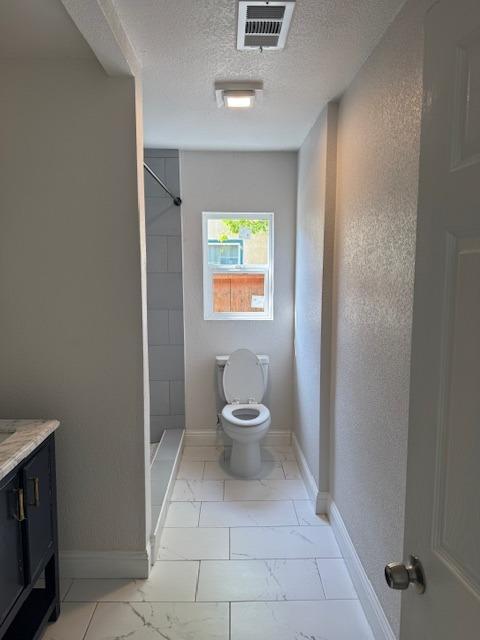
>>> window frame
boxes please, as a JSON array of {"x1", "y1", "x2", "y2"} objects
[{"x1": 202, "y1": 211, "x2": 274, "y2": 321}]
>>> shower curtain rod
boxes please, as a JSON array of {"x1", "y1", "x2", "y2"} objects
[{"x1": 143, "y1": 161, "x2": 182, "y2": 206}]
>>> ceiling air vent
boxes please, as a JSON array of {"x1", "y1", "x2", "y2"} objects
[{"x1": 237, "y1": 1, "x2": 296, "y2": 51}]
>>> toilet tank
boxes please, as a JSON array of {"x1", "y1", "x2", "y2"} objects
[{"x1": 215, "y1": 354, "x2": 269, "y2": 403}]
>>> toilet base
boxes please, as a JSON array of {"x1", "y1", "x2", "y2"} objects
[{"x1": 229, "y1": 441, "x2": 262, "y2": 478}]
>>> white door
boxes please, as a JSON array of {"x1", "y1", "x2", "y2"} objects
[{"x1": 399, "y1": 0, "x2": 480, "y2": 637}]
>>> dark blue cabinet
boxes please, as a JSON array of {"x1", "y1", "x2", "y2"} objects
[
  {"x1": 23, "y1": 444, "x2": 55, "y2": 582},
  {"x1": 0, "y1": 475, "x2": 24, "y2": 626},
  {"x1": 0, "y1": 435, "x2": 59, "y2": 640}
]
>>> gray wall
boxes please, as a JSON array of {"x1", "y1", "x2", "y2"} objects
[
  {"x1": 180, "y1": 151, "x2": 297, "y2": 434},
  {"x1": 294, "y1": 103, "x2": 337, "y2": 492},
  {"x1": 331, "y1": 0, "x2": 432, "y2": 634},
  {"x1": 0, "y1": 59, "x2": 148, "y2": 556},
  {"x1": 144, "y1": 149, "x2": 185, "y2": 442}
]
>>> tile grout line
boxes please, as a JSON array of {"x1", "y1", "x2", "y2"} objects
[
  {"x1": 229, "y1": 601, "x2": 232, "y2": 640},
  {"x1": 80, "y1": 601, "x2": 98, "y2": 640}
]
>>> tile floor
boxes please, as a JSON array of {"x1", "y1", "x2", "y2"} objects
[{"x1": 42, "y1": 444, "x2": 374, "y2": 639}]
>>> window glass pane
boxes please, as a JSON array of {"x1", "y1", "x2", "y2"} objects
[
  {"x1": 212, "y1": 272, "x2": 266, "y2": 313},
  {"x1": 208, "y1": 241, "x2": 242, "y2": 265},
  {"x1": 207, "y1": 218, "x2": 269, "y2": 266}
]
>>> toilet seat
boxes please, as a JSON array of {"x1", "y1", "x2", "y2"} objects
[
  {"x1": 223, "y1": 349, "x2": 265, "y2": 404},
  {"x1": 222, "y1": 403, "x2": 270, "y2": 427}
]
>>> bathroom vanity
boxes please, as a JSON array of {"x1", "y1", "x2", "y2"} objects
[{"x1": 0, "y1": 419, "x2": 60, "y2": 640}]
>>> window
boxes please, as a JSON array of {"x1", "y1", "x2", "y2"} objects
[{"x1": 202, "y1": 212, "x2": 274, "y2": 320}]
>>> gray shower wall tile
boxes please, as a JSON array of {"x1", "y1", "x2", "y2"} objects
[
  {"x1": 148, "y1": 310, "x2": 170, "y2": 345},
  {"x1": 170, "y1": 381, "x2": 185, "y2": 415},
  {"x1": 150, "y1": 380, "x2": 170, "y2": 415},
  {"x1": 145, "y1": 149, "x2": 185, "y2": 429},
  {"x1": 147, "y1": 273, "x2": 183, "y2": 309},
  {"x1": 168, "y1": 310, "x2": 184, "y2": 345},
  {"x1": 167, "y1": 236, "x2": 183, "y2": 272},
  {"x1": 151, "y1": 416, "x2": 185, "y2": 441},
  {"x1": 145, "y1": 199, "x2": 182, "y2": 236},
  {"x1": 147, "y1": 236, "x2": 168, "y2": 272},
  {"x1": 165, "y1": 157, "x2": 180, "y2": 194},
  {"x1": 149, "y1": 345, "x2": 185, "y2": 381},
  {"x1": 144, "y1": 157, "x2": 167, "y2": 197}
]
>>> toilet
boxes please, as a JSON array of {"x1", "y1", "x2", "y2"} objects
[{"x1": 216, "y1": 349, "x2": 271, "y2": 477}]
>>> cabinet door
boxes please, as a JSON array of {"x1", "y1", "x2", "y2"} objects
[
  {"x1": 23, "y1": 442, "x2": 54, "y2": 580},
  {"x1": 0, "y1": 474, "x2": 24, "y2": 625}
]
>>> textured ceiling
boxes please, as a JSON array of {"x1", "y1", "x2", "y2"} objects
[
  {"x1": 113, "y1": 0, "x2": 406, "y2": 150},
  {"x1": 0, "y1": 0, "x2": 93, "y2": 60}
]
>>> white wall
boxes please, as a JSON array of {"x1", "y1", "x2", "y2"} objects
[
  {"x1": 294, "y1": 103, "x2": 337, "y2": 492},
  {"x1": 331, "y1": 0, "x2": 433, "y2": 634},
  {"x1": 180, "y1": 151, "x2": 297, "y2": 435},
  {"x1": 0, "y1": 59, "x2": 148, "y2": 565}
]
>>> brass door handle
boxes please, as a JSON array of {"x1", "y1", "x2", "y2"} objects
[
  {"x1": 28, "y1": 477, "x2": 40, "y2": 507},
  {"x1": 13, "y1": 488, "x2": 26, "y2": 522}
]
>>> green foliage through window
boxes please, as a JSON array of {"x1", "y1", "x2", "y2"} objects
[{"x1": 221, "y1": 219, "x2": 269, "y2": 236}]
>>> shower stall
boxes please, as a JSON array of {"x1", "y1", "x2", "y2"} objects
[{"x1": 144, "y1": 148, "x2": 185, "y2": 559}]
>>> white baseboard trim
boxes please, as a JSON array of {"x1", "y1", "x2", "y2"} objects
[
  {"x1": 292, "y1": 433, "x2": 318, "y2": 502},
  {"x1": 60, "y1": 549, "x2": 150, "y2": 579},
  {"x1": 184, "y1": 428, "x2": 291, "y2": 447},
  {"x1": 328, "y1": 501, "x2": 396, "y2": 640},
  {"x1": 151, "y1": 429, "x2": 185, "y2": 563}
]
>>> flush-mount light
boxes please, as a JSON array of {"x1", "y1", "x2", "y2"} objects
[
  {"x1": 224, "y1": 90, "x2": 255, "y2": 109},
  {"x1": 215, "y1": 81, "x2": 263, "y2": 109}
]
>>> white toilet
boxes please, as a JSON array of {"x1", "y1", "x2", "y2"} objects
[{"x1": 216, "y1": 349, "x2": 271, "y2": 477}]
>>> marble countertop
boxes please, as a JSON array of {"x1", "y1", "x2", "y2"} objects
[{"x1": 0, "y1": 419, "x2": 60, "y2": 482}]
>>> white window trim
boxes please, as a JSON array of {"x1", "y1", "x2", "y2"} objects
[{"x1": 202, "y1": 211, "x2": 274, "y2": 321}]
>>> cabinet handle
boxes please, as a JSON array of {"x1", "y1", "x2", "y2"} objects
[
  {"x1": 13, "y1": 488, "x2": 26, "y2": 522},
  {"x1": 28, "y1": 477, "x2": 40, "y2": 507}
]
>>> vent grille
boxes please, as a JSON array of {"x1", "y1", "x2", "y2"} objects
[
  {"x1": 246, "y1": 6, "x2": 285, "y2": 20},
  {"x1": 237, "y1": 2, "x2": 295, "y2": 50}
]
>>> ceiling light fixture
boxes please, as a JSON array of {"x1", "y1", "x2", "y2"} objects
[{"x1": 215, "y1": 81, "x2": 263, "y2": 109}]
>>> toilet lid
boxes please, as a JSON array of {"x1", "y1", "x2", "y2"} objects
[{"x1": 223, "y1": 349, "x2": 265, "y2": 403}]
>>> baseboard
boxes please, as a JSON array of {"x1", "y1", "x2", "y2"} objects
[
  {"x1": 60, "y1": 549, "x2": 150, "y2": 579},
  {"x1": 291, "y1": 433, "x2": 327, "y2": 514},
  {"x1": 151, "y1": 429, "x2": 185, "y2": 563},
  {"x1": 328, "y1": 501, "x2": 396, "y2": 640},
  {"x1": 184, "y1": 428, "x2": 292, "y2": 447}
]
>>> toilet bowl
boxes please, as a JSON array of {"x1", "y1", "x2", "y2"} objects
[{"x1": 219, "y1": 349, "x2": 271, "y2": 477}]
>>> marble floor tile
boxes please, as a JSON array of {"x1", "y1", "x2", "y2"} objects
[
  {"x1": 176, "y1": 459, "x2": 205, "y2": 479},
  {"x1": 294, "y1": 500, "x2": 330, "y2": 526},
  {"x1": 224, "y1": 479, "x2": 308, "y2": 501},
  {"x1": 197, "y1": 559, "x2": 325, "y2": 602},
  {"x1": 316, "y1": 558, "x2": 358, "y2": 599},
  {"x1": 203, "y1": 459, "x2": 285, "y2": 480},
  {"x1": 182, "y1": 446, "x2": 226, "y2": 461},
  {"x1": 165, "y1": 501, "x2": 201, "y2": 527},
  {"x1": 171, "y1": 479, "x2": 224, "y2": 501},
  {"x1": 281, "y1": 460, "x2": 301, "y2": 479},
  {"x1": 41, "y1": 602, "x2": 96, "y2": 640},
  {"x1": 65, "y1": 562, "x2": 199, "y2": 603},
  {"x1": 199, "y1": 500, "x2": 298, "y2": 527},
  {"x1": 158, "y1": 527, "x2": 229, "y2": 560},
  {"x1": 231, "y1": 600, "x2": 374, "y2": 640},
  {"x1": 230, "y1": 526, "x2": 341, "y2": 559},
  {"x1": 84, "y1": 602, "x2": 229, "y2": 640}
]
